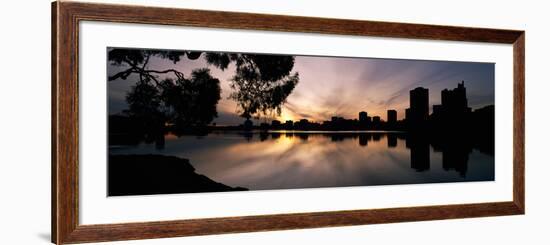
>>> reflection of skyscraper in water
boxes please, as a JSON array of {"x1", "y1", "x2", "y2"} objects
[
  {"x1": 297, "y1": 133, "x2": 309, "y2": 141},
  {"x1": 242, "y1": 131, "x2": 253, "y2": 141},
  {"x1": 358, "y1": 134, "x2": 368, "y2": 146},
  {"x1": 387, "y1": 134, "x2": 397, "y2": 148},
  {"x1": 407, "y1": 135, "x2": 430, "y2": 171},
  {"x1": 271, "y1": 132, "x2": 281, "y2": 140},
  {"x1": 442, "y1": 145, "x2": 470, "y2": 177},
  {"x1": 331, "y1": 134, "x2": 344, "y2": 142},
  {"x1": 259, "y1": 131, "x2": 269, "y2": 141},
  {"x1": 406, "y1": 87, "x2": 429, "y2": 126}
]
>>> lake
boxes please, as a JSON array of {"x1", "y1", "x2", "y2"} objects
[{"x1": 109, "y1": 131, "x2": 494, "y2": 192}]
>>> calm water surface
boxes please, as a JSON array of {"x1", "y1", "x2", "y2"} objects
[{"x1": 110, "y1": 131, "x2": 494, "y2": 191}]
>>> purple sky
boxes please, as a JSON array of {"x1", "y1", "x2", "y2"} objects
[{"x1": 108, "y1": 50, "x2": 494, "y2": 125}]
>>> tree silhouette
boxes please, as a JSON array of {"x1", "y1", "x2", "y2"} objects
[
  {"x1": 159, "y1": 69, "x2": 221, "y2": 130},
  {"x1": 204, "y1": 53, "x2": 299, "y2": 120},
  {"x1": 109, "y1": 48, "x2": 220, "y2": 132},
  {"x1": 108, "y1": 48, "x2": 202, "y2": 84},
  {"x1": 124, "y1": 80, "x2": 165, "y2": 143},
  {"x1": 123, "y1": 69, "x2": 221, "y2": 132},
  {"x1": 109, "y1": 48, "x2": 299, "y2": 128}
]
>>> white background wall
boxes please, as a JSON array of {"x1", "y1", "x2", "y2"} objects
[{"x1": 0, "y1": 0, "x2": 548, "y2": 244}]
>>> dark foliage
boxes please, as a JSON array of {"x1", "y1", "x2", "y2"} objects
[
  {"x1": 158, "y1": 69, "x2": 221, "y2": 128},
  {"x1": 205, "y1": 53, "x2": 299, "y2": 119},
  {"x1": 109, "y1": 48, "x2": 299, "y2": 129}
]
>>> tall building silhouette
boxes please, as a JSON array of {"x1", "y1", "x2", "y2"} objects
[
  {"x1": 406, "y1": 87, "x2": 429, "y2": 125},
  {"x1": 359, "y1": 111, "x2": 368, "y2": 123},
  {"x1": 271, "y1": 120, "x2": 281, "y2": 128},
  {"x1": 283, "y1": 120, "x2": 293, "y2": 130},
  {"x1": 373, "y1": 116, "x2": 381, "y2": 124},
  {"x1": 442, "y1": 81, "x2": 471, "y2": 114},
  {"x1": 431, "y1": 81, "x2": 472, "y2": 125},
  {"x1": 387, "y1": 110, "x2": 397, "y2": 124}
]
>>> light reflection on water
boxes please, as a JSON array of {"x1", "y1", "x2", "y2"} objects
[{"x1": 110, "y1": 131, "x2": 494, "y2": 191}]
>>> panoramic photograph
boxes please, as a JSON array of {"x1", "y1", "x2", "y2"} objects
[{"x1": 107, "y1": 47, "x2": 495, "y2": 196}]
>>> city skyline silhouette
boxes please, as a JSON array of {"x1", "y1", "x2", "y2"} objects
[
  {"x1": 108, "y1": 48, "x2": 494, "y2": 126},
  {"x1": 199, "y1": 81, "x2": 493, "y2": 134}
]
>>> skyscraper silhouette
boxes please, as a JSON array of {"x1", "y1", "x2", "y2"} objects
[
  {"x1": 430, "y1": 81, "x2": 473, "y2": 130},
  {"x1": 387, "y1": 109, "x2": 397, "y2": 125},
  {"x1": 359, "y1": 111, "x2": 368, "y2": 123},
  {"x1": 441, "y1": 81, "x2": 470, "y2": 114},
  {"x1": 406, "y1": 87, "x2": 429, "y2": 126}
]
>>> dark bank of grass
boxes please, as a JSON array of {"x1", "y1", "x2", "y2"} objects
[{"x1": 108, "y1": 154, "x2": 247, "y2": 196}]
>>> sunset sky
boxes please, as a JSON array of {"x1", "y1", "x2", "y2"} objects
[{"x1": 108, "y1": 50, "x2": 494, "y2": 126}]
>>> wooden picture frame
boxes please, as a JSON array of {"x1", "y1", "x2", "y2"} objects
[{"x1": 52, "y1": 1, "x2": 525, "y2": 244}]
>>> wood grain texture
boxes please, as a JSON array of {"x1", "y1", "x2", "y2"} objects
[
  {"x1": 62, "y1": 1, "x2": 523, "y2": 43},
  {"x1": 51, "y1": 1, "x2": 525, "y2": 244},
  {"x1": 64, "y1": 202, "x2": 521, "y2": 244},
  {"x1": 53, "y1": 1, "x2": 80, "y2": 244},
  {"x1": 51, "y1": 2, "x2": 58, "y2": 243},
  {"x1": 513, "y1": 33, "x2": 525, "y2": 213}
]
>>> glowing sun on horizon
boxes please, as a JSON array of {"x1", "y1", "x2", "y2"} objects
[{"x1": 278, "y1": 110, "x2": 296, "y2": 122}]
